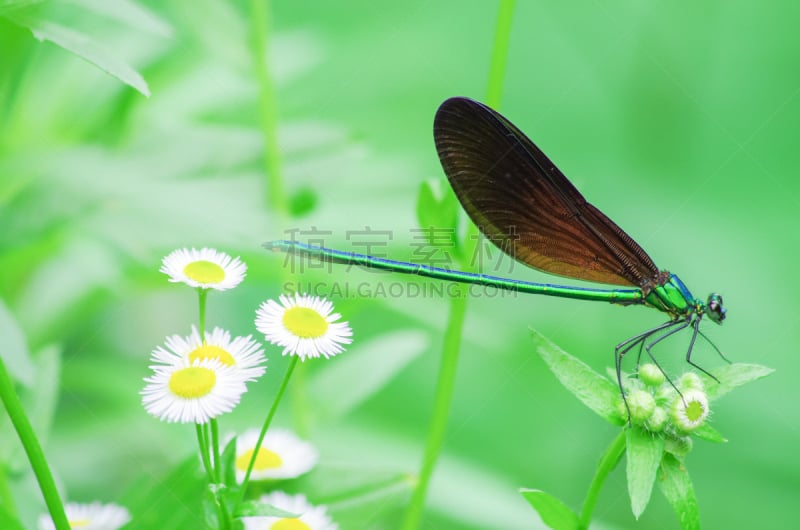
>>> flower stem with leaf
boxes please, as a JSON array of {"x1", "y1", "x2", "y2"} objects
[{"x1": 523, "y1": 330, "x2": 773, "y2": 529}]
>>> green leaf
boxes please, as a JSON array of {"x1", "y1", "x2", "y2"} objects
[
  {"x1": 626, "y1": 427, "x2": 664, "y2": 518},
  {"x1": 519, "y1": 489, "x2": 580, "y2": 530},
  {"x1": 221, "y1": 435, "x2": 238, "y2": 488},
  {"x1": 415, "y1": 178, "x2": 460, "y2": 260},
  {"x1": 704, "y1": 363, "x2": 774, "y2": 400},
  {"x1": 691, "y1": 423, "x2": 727, "y2": 444},
  {"x1": 0, "y1": 299, "x2": 34, "y2": 387},
  {"x1": 533, "y1": 330, "x2": 624, "y2": 424},
  {"x1": 416, "y1": 178, "x2": 458, "y2": 230},
  {"x1": 657, "y1": 453, "x2": 701, "y2": 530},
  {"x1": 234, "y1": 500, "x2": 298, "y2": 519},
  {"x1": 203, "y1": 484, "x2": 220, "y2": 530},
  {"x1": 308, "y1": 330, "x2": 429, "y2": 419},
  {"x1": 6, "y1": 11, "x2": 150, "y2": 96}
]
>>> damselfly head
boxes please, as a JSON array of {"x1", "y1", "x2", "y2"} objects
[{"x1": 706, "y1": 293, "x2": 726, "y2": 324}]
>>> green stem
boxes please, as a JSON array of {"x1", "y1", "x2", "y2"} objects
[
  {"x1": 0, "y1": 356, "x2": 69, "y2": 530},
  {"x1": 197, "y1": 288, "x2": 208, "y2": 339},
  {"x1": 196, "y1": 424, "x2": 214, "y2": 483},
  {"x1": 578, "y1": 430, "x2": 627, "y2": 529},
  {"x1": 248, "y1": 0, "x2": 288, "y2": 213},
  {"x1": 401, "y1": 294, "x2": 469, "y2": 530},
  {"x1": 240, "y1": 356, "x2": 298, "y2": 495},
  {"x1": 486, "y1": 0, "x2": 516, "y2": 108},
  {"x1": 218, "y1": 497, "x2": 232, "y2": 530},
  {"x1": 403, "y1": 0, "x2": 514, "y2": 530},
  {"x1": 402, "y1": 2, "x2": 516, "y2": 527}
]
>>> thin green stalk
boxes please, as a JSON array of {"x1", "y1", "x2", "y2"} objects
[
  {"x1": 218, "y1": 497, "x2": 232, "y2": 530},
  {"x1": 402, "y1": 2, "x2": 516, "y2": 527},
  {"x1": 197, "y1": 288, "x2": 208, "y2": 339},
  {"x1": 248, "y1": 0, "x2": 288, "y2": 213},
  {"x1": 0, "y1": 356, "x2": 69, "y2": 530},
  {"x1": 198, "y1": 423, "x2": 229, "y2": 529},
  {"x1": 196, "y1": 424, "x2": 214, "y2": 483},
  {"x1": 401, "y1": 295, "x2": 469, "y2": 530},
  {"x1": 578, "y1": 431, "x2": 627, "y2": 529},
  {"x1": 240, "y1": 356, "x2": 299, "y2": 495},
  {"x1": 486, "y1": 0, "x2": 516, "y2": 108}
]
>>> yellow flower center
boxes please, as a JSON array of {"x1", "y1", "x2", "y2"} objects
[
  {"x1": 235, "y1": 447, "x2": 283, "y2": 472},
  {"x1": 272, "y1": 518, "x2": 310, "y2": 530},
  {"x1": 685, "y1": 400, "x2": 705, "y2": 422},
  {"x1": 184, "y1": 260, "x2": 225, "y2": 284},
  {"x1": 189, "y1": 345, "x2": 235, "y2": 366},
  {"x1": 169, "y1": 367, "x2": 217, "y2": 398},
  {"x1": 69, "y1": 519, "x2": 91, "y2": 528},
  {"x1": 282, "y1": 307, "x2": 328, "y2": 338}
]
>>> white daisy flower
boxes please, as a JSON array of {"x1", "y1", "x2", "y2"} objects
[
  {"x1": 38, "y1": 501, "x2": 130, "y2": 530},
  {"x1": 160, "y1": 247, "x2": 246, "y2": 291},
  {"x1": 141, "y1": 358, "x2": 247, "y2": 424},
  {"x1": 241, "y1": 492, "x2": 337, "y2": 530},
  {"x1": 255, "y1": 293, "x2": 352, "y2": 361},
  {"x1": 151, "y1": 326, "x2": 266, "y2": 382},
  {"x1": 670, "y1": 389, "x2": 710, "y2": 432},
  {"x1": 234, "y1": 428, "x2": 318, "y2": 483}
]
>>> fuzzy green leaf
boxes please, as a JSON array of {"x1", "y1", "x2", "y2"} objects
[
  {"x1": 7, "y1": 12, "x2": 150, "y2": 96},
  {"x1": 704, "y1": 363, "x2": 774, "y2": 400},
  {"x1": 533, "y1": 330, "x2": 624, "y2": 424},
  {"x1": 519, "y1": 488, "x2": 580, "y2": 530},
  {"x1": 657, "y1": 453, "x2": 701, "y2": 530},
  {"x1": 691, "y1": 423, "x2": 727, "y2": 443},
  {"x1": 626, "y1": 427, "x2": 664, "y2": 518}
]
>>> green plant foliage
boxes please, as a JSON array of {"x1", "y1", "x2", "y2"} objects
[
  {"x1": 531, "y1": 330, "x2": 771, "y2": 528},
  {"x1": 626, "y1": 427, "x2": 664, "y2": 518},
  {"x1": 519, "y1": 488, "x2": 580, "y2": 530},
  {"x1": 658, "y1": 454, "x2": 700, "y2": 530},
  {"x1": 533, "y1": 330, "x2": 624, "y2": 425}
]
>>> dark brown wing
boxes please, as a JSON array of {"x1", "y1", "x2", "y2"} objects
[{"x1": 433, "y1": 97, "x2": 660, "y2": 287}]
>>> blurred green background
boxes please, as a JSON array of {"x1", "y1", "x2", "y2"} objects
[{"x1": 1, "y1": 1, "x2": 797, "y2": 528}]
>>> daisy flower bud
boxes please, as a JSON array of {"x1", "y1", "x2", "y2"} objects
[{"x1": 670, "y1": 389, "x2": 710, "y2": 432}]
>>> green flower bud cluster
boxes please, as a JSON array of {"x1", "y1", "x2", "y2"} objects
[{"x1": 620, "y1": 364, "x2": 711, "y2": 453}]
